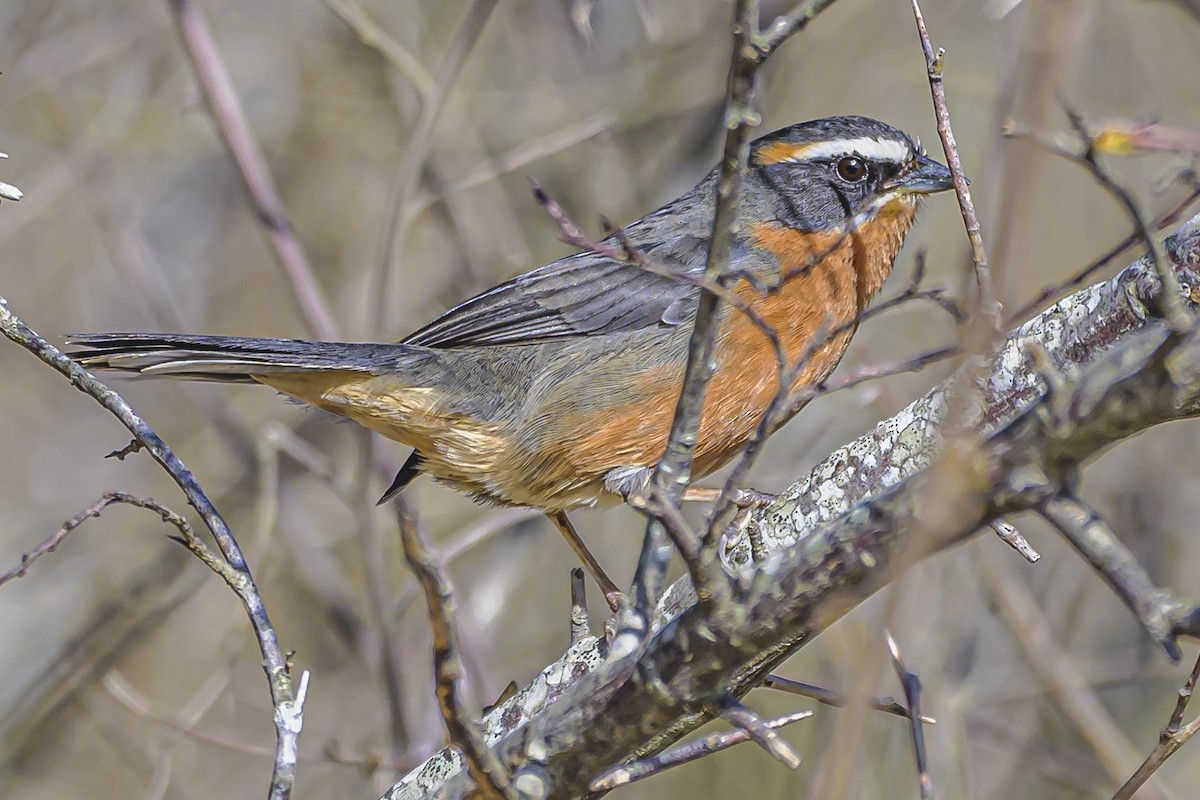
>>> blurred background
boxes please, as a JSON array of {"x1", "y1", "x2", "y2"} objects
[{"x1": 2, "y1": 0, "x2": 1200, "y2": 798}]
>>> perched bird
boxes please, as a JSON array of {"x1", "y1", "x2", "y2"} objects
[{"x1": 70, "y1": 115, "x2": 954, "y2": 606}]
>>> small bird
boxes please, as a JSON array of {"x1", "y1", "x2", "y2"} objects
[{"x1": 70, "y1": 115, "x2": 953, "y2": 606}]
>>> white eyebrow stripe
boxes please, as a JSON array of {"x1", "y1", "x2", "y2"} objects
[{"x1": 786, "y1": 136, "x2": 912, "y2": 164}]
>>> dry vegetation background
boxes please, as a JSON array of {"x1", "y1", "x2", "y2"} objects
[{"x1": 2, "y1": 0, "x2": 1200, "y2": 798}]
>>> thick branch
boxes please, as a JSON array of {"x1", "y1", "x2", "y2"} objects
[{"x1": 387, "y1": 218, "x2": 1200, "y2": 800}]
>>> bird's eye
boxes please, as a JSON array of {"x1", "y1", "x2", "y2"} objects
[{"x1": 836, "y1": 156, "x2": 869, "y2": 182}]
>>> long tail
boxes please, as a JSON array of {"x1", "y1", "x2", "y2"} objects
[{"x1": 67, "y1": 333, "x2": 419, "y2": 383}]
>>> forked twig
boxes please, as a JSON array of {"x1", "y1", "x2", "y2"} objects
[
  {"x1": 1112, "y1": 649, "x2": 1200, "y2": 799},
  {"x1": 0, "y1": 297, "x2": 300, "y2": 799}
]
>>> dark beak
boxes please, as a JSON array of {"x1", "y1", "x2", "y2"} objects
[{"x1": 894, "y1": 154, "x2": 957, "y2": 194}]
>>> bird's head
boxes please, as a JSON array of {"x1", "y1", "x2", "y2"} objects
[{"x1": 745, "y1": 115, "x2": 955, "y2": 234}]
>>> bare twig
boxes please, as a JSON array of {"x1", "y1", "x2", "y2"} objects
[
  {"x1": 761, "y1": 673, "x2": 935, "y2": 723},
  {"x1": 621, "y1": 0, "x2": 762, "y2": 627},
  {"x1": 1008, "y1": 182, "x2": 1200, "y2": 324},
  {"x1": 887, "y1": 633, "x2": 933, "y2": 799},
  {"x1": 167, "y1": 0, "x2": 338, "y2": 341},
  {"x1": 1065, "y1": 108, "x2": 1192, "y2": 332},
  {"x1": 569, "y1": 568, "x2": 589, "y2": 646},
  {"x1": 978, "y1": 554, "x2": 1173, "y2": 800},
  {"x1": 990, "y1": 519, "x2": 1041, "y2": 562},
  {"x1": 590, "y1": 709, "x2": 813, "y2": 790},
  {"x1": 717, "y1": 695, "x2": 803, "y2": 769},
  {"x1": 321, "y1": 0, "x2": 436, "y2": 97},
  {"x1": 912, "y1": 0, "x2": 1003, "y2": 348},
  {"x1": 1, "y1": 493, "x2": 197, "y2": 587},
  {"x1": 1005, "y1": 112, "x2": 1194, "y2": 331},
  {"x1": 1112, "y1": 650, "x2": 1200, "y2": 799},
  {"x1": 754, "y1": 0, "x2": 841, "y2": 60},
  {"x1": 393, "y1": 493, "x2": 514, "y2": 799},
  {"x1": 104, "y1": 438, "x2": 144, "y2": 461},
  {"x1": 1040, "y1": 495, "x2": 1189, "y2": 661},
  {"x1": 0, "y1": 297, "x2": 300, "y2": 800},
  {"x1": 372, "y1": 0, "x2": 500, "y2": 336}
]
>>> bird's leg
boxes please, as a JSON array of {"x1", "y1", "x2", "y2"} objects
[{"x1": 548, "y1": 511, "x2": 624, "y2": 612}]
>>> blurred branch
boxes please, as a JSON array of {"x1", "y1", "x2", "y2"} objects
[
  {"x1": 387, "y1": 215, "x2": 1200, "y2": 800},
  {"x1": 322, "y1": 0, "x2": 437, "y2": 97},
  {"x1": 372, "y1": 0, "x2": 500, "y2": 336},
  {"x1": 977, "y1": 554, "x2": 1173, "y2": 800},
  {"x1": 1113, "y1": 649, "x2": 1200, "y2": 800},
  {"x1": 167, "y1": 0, "x2": 339, "y2": 341},
  {"x1": 0, "y1": 298, "x2": 301, "y2": 800},
  {"x1": 0, "y1": 150, "x2": 22, "y2": 202}
]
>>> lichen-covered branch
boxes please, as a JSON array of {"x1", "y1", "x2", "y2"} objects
[{"x1": 387, "y1": 215, "x2": 1200, "y2": 800}]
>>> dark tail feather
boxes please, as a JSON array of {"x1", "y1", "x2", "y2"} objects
[
  {"x1": 67, "y1": 333, "x2": 416, "y2": 383},
  {"x1": 377, "y1": 451, "x2": 425, "y2": 505}
]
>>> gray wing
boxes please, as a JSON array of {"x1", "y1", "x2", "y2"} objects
[{"x1": 403, "y1": 185, "x2": 716, "y2": 348}]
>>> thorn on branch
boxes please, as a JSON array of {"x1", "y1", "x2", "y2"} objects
[
  {"x1": 717, "y1": 695, "x2": 803, "y2": 770},
  {"x1": 761, "y1": 673, "x2": 936, "y2": 723},
  {"x1": 887, "y1": 632, "x2": 934, "y2": 799},
  {"x1": 589, "y1": 708, "x2": 813, "y2": 790}
]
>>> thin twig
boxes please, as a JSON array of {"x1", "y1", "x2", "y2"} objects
[
  {"x1": 912, "y1": 0, "x2": 1003, "y2": 350},
  {"x1": 1, "y1": 493, "x2": 198, "y2": 587},
  {"x1": 990, "y1": 519, "x2": 1041, "y2": 562},
  {"x1": 167, "y1": 0, "x2": 338, "y2": 341},
  {"x1": 718, "y1": 695, "x2": 803, "y2": 769},
  {"x1": 351, "y1": 434, "x2": 409, "y2": 754},
  {"x1": 321, "y1": 0, "x2": 437, "y2": 98},
  {"x1": 978, "y1": 553, "x2": 1173, "y2": 800},
  {"x1": 0, "y1": 297, "x2": 300, "y2": 800},
  {"x1": 617, "y1": 0, "x2": 764, "y2": 628},
  {"x1": 1112, "y1": 650, "x2": 1200, "y2": 799},
  {"x1": 104, "y1": 438, "x2": 144, "y2": 461},
  {"x1": 372, "y1": 0, "x2": 500, "y2": 336},
  {"x1": 1064, "y1": 108, "x2": 1192, "y2": 332},
  {"x1": 1005, "y1": 112, "x2": 1194, "y2": 331},
  {"x1": 754, "y1": 0, "x2": 841, "y2": 60},
  {"x1": 708, "y1": 252, "x2": 963, "y2": 539},
  {"x1": 393, "y1": 494, "x2": 514, "y2": 799},
  {"x1": 1008, "y1": 184, "x2": 1200, "y2": 324},
  {"x1": 887, "y1": 633, "x2": 933, "y2": 799},
  {"x1": 761, "y1": 674, "x2": 935, "y2": 723},
  {"x1": 590, "y1": 709, "x2": 813, "y2": 790},
  {"x1": 1040, "y1": 495, "x2": 1187, "y2": 661}
]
